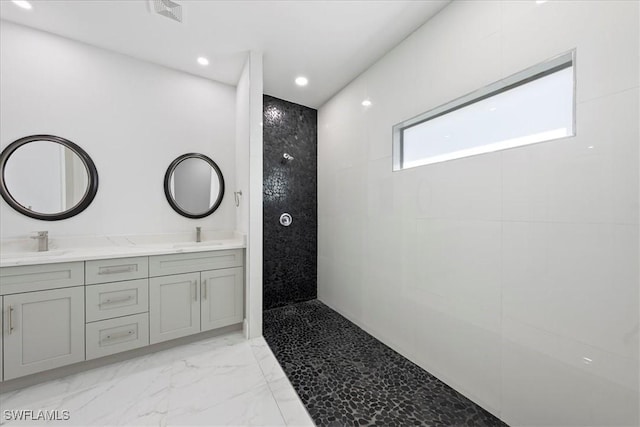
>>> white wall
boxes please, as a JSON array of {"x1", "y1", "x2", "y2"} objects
[
  {"x1": 236, "y1": 52, "x2": 264, "y2": 339},
  {"x1": 318, "y1": 1, "x2": 639, "y2": 425},
  {"x1": 247, "y1": 51, "x2": 264, "y2": 339},
  {"x1": 0, "y1": 21, "x2": 237, "y2": 238},
  {"x1": 235, "y1": 59, "x2": 251, "y2": 236}
]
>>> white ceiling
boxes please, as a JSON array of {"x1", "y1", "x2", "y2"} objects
[{"x1": 0, "y1": 0, "x2": 450, "y2": 108}]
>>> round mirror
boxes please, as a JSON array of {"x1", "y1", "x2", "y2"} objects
[
  {"x1": 164, "y1": 153, "x2": 225, "y2": 219},
  {"x1": 0, "y1": 135, "x2": 99, "y2": 221}
]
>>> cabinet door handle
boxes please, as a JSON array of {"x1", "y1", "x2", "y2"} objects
[
  {"x1": 193, "y1": 281, "x2": 198, "y2": 301},
  {"x1": 8, "y1": 305, "x2": 14, "y2": 334},
  {"x1": 98, "y1": 265, "x2": 136, "y2": 275},
  {"x1": 201, "y1": 280, "x2": 207, "y2": 300},
  {"x1": 101, "y1": 329, "x2": 134, "y2": 343},
  {"x1": 99, "y1": 295, "x2": 133, "y2": 306}
]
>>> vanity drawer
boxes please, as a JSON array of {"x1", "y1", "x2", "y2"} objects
[
  {"x1": 86, "y1": 279, "x2": 149, "y2": 322},
  {"x1": 149, "y1": 250, "x2": 243, "y2": 277},
  {"x1": 86, "y1": 313, "x2": 149, "y2": 360},
  {"x1": 85, "y1": 257, "x2": 148, "y2": 285},
  {"x1": 0, "y1": 262, "x2": 84, "y2": 295}
]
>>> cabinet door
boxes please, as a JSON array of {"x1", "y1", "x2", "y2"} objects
[
  {"x1": 149, "y1": 272, "x2": 200, "y2": 344},
  {"x1": 3, "y1": 287, "x2": 85, "y2": 380},
  {"x1": 200, "y1": 267, "x2": 244, "y2": 332}
]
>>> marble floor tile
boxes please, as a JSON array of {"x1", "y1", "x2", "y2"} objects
[
  {"x1": 167, "y1": 342, "x2": 268, "y2": 416},
  {"x1": 268, "y1": 377, "x2": 315, "y2": 427},
  {"x1": 0, "y1": 332, "x2": 314, "y2": 427},
  {"x1": 167, "y1": 383, "x2": 285, "y2": 426},
  {"x1": 250, "y1": 338, "x2": 287, "y2": 383}
]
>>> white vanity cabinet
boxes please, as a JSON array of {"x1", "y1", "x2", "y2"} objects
[
  {"x1": 0, "y1": 247, "x2": 245, "y2": 383},
  {"x1": 1, "y1": 262, "x2": 86, "y2": 380},
  {"x1": 148, "y1": 250, "x2": 244, "y2": 344}
]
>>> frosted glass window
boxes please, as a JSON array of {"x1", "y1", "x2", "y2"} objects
[{"x1": 392, "y1": 51, "x2": 575, "y2": 170}]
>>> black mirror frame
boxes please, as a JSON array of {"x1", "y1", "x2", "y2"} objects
[
  {"x1": 0, "y1": 134, "x2": 99, "y2": 221},
  {"x1": 164, "y1": 153, "x2": 225, "y2": 219}
]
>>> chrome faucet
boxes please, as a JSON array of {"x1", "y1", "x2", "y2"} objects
[
  {"x1": 196, "y1": 227, "x2": 201, "y2": 243},
  {"x1": 30, "y1": 231, "x2": 48, "y2": 252}
]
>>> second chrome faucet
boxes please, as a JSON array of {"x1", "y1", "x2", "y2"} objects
[{"x1": 31, "y1": 231, "x2": 49, "y2": 252}]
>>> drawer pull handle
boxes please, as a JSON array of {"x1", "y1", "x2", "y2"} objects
[
  {"x1": 101, "y1": 329, "x2": 135, "y2": 343},
  {"x1": 99, "y1": 295, "x2": 134, "y2": 306},
  {"x1": 98, "y1": 265, "x2": 136, "y2": 275},
  {"x1": 8, "y1": 305, "x2": 14, "y2": 334}
]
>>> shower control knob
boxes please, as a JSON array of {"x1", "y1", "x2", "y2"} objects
[{"x1": 279, "y1": 213, "x2": 292, "y2": 227}]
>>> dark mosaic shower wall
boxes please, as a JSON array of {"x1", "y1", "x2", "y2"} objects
[{"x1": 263, "y1": 95, "x2": 317, "y2": 310}]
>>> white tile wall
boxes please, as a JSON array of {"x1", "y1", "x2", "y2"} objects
[{"x1": 318, "y1": 1, "x2": 639, "y2": 425}]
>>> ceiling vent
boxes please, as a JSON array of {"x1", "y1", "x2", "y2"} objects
[{"x1": 154, "y1": 0, "x2": 182, "y2": 23}]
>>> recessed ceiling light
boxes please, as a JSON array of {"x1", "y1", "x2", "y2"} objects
[
  {"x1": 12, "y1": 0, "x2": 32, "y2": 10},
  {"x1": 361, "y1": 99, "x2": 372, "y2": 107},
  {"x1": 535, "y1": 0, "x2": 548, "y2": 4},
  {"x1": 197, "y1": 57, "x2": 209, "y2": 66},
  {"x1": 295, "y1": 76, "x2": 308, "y2": 87},
  {"x1": 489, "y1": 106, "x2": 497, "y2": 112}
]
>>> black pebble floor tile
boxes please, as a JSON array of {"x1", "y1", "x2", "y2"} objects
[{"x1": 263, "y1": 300, "x2": 508, "y2": 427}]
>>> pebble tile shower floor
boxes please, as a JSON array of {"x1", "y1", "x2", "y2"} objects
[{"x1": 264, "y1": 300, "x2": 507, "y2": 427}]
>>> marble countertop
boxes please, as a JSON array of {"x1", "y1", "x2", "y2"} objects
[{"x1": 0, "y1": 231, "x2": 246, "y2": 267}]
